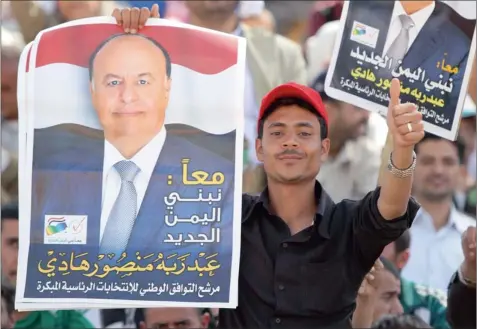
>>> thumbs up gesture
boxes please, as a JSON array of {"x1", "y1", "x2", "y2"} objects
[{"x1": 386, "y1": 79, "x2": 425, "y2": 148}]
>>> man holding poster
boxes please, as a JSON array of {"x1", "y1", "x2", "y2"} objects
[
  {"x1": 326, "y1": 0, "x2": 476, "y2": 140},
  {"x1": 17, "y1": 5, "x2": 243, "y2": 308}
]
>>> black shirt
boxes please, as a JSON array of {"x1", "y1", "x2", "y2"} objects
[
  {"x1": 447, "y1": 272, "x2": 476, "y2": 329},
  {"x1": 219, "y1": 181, "x2": 420, "y2": 329}
]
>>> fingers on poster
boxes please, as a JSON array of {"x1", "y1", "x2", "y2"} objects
[
  {"x1": 325, "y1": 0, "x2": 477, "y2": 140},
  {"x1": 16, "y1": 17, "x2": 246, "y2": 310}
]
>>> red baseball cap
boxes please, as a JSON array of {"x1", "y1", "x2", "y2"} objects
[{"x1": 257, "y1": 82, "x2": 328, "y2": 133}]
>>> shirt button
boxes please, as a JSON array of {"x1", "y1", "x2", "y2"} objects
[
  {"x1": 282, "y1": 243, "x2": 288, "y2": 248},
  {"x1": 275, "y1": 318, "x2": 281, "y2": 324},
  {"x1": 278, "y1": 284, "x2": 285, "y2": 291}
]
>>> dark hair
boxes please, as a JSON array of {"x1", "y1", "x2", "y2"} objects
[
  {"x1": 88, "y1": 33, "x2": 172, "y2": 81},
  {"x1": 372, "y1": 314, "x2": 432, "y2": 329},
  {"x1": 1, "y1": 203, "x2": 18, "y2": 221},
  {"x1": 257, "y1": 97, "x2": 328, "y2": 140},
  {"x1": 379, "y1": 256, "x2": 400, "y2": 279},
  {"x1": 394, "y1": 230, "x2": 410, "y2": 254},
  {"x1": 135, "y1": 307, "x2": 204, "y2": 328},
  {"x1": 416, "y1": 133, "x2": 466, "y2": 164}
]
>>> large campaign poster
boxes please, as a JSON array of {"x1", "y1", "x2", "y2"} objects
[
  {"x1": 325, "y1": 0, "x2": 476, "y2": 140},
  {"x1": 15, "y1": 17, "x2": 245, "y2": 310}
]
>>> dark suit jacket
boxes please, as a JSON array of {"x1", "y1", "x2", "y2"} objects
[
  {"x1": 331, "y1": 0, "x2": 472, "y2": 131},
  {"x1": 25, "y1": 124, "x2": 236, "y2": 303},
  {"x1": 447, "y1": 271, "x2": 476, "y2": 329}
]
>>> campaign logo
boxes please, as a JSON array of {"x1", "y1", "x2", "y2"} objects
[
  {"x1": 352, "y1": 24, "x2": 366, "y2": 36},
  {"x1": 45, "y1": 217, "x2": 68, "y2": 236},
  {"x1": 350, "y1": 21, "x2": 379, "y2": 48},
  {"x1": 44, "y1": 215, "x2": 87, "y2": 244}
]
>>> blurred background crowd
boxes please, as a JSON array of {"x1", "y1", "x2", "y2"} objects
[{"x1": 1, "y1": 1, "x2": 476, "y2": 328}]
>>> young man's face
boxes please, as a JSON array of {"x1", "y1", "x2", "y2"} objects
[{"x1": 256, "y1": 105, "x2": 330, "y2": 183}]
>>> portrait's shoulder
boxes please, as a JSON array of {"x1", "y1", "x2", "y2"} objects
[
  {"x1": 435, "y1": 2, "x2": 472, "y2": 46},
  {"x1": 33, "y1": 124, "x2": 103, "y2": 169},
  {"x1": 164, "y1": 130, "x2": 235, "y2": 167}
]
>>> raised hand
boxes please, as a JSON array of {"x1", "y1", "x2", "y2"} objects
[
  {"x1": 461, "y1": 226, "x2": 476, "y2": 283},
  {"x1": 386, "y1": 78, "x2": 425, "y2": 148},
  {"x1": 111, "y1": 3, "x2": 160, "y2": 33}
]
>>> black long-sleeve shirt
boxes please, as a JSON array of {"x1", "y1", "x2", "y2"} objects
[
  {"x1": 219, "y1": 182, "x2": 420, "y2": 329},
  {"x1": 447, "y1": 271, "x2": 476, "y2": 329}
]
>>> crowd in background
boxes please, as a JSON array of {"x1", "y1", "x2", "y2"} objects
[{"x1": 1, "y1": 1, "x2": 476, "y2": 328}]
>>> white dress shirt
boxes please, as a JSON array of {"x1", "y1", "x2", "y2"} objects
[
  {"x1": 401, "y1": 206, "x2": 476, "y2": 292},
  {"x1": 232, "y1": 25, "x2": 260, "y2": 166},
  {"x1": 1, "y1": 148, "x2": 10, "y2": 173},
  {"x1": 1, "y1": 120, "x2": 18, "y2": 155},
  {"x1": 383, "y1": 1, "x2": 435, "y2": 56},
  {"x1": 99, "y1": 128, "x2": 166, "y2": 241}
]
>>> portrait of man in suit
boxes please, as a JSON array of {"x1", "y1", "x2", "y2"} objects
[
  {"x1": 331, "y1": 0, "x2": 473, "y2": 131},
  {"x1": 27, "y1": 32, "x2": 236, "y2": 300}
]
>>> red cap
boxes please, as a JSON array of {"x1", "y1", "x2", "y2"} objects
[{"x1": 258, "y1": 82, "x2": 328, "y2": 132}]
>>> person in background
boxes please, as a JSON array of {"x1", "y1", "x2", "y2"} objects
[
  {"x1": 353, "y1": 257, "x2": 404, "y2": 328},
  {"x1": 1, "y1": 203, "x2": 94, "y2": 329},
  {"x1": 305, "y1": 20, "x2": 340, "y2": 84},
  {"x1": 1, "y1": 286, "x2": 14, "y2": 329},
  {"x1": 264, "y1": 0, "x2": 317, "y2": 43},
  {"x1": 9, "y1": 0, "x2": 124, "y2": 44},
  {"x1": 1, "y1": 147, "x2": 18, "y2": 205},
  {"x1": 458, "y1": 96, "x2": 476, "y2": 170},
  {"x1": 381, "y1": 230, "x2": 450, "y2": 328},
  {"x1": 307, "y1": 0, "x2": 343, "y2": 38},
  {"x1": 456, "y1": 96, "x2": 476, "y2": 216},
  {"x1": 305, "y1": 21, "x2": 388, "y2": 151},
  {"x1": 184, "y1": 0, "x2": 307, "y2": 193},
  {"x1": 310, "y1": 70, "x2": 382, "y2": 202},
  {"x1": 447, "y1": 226, "x2": 476, "y2": 329},
  {"x1": 372, "y1": 314, "x2": 431, "y2": 329},
  {"x1": 240, "y1": 2, "x2": 275, "y2": 32},
  {"x1": 402, "y1": 134, "x2": 476, "y2": 292},
  {"x1": 1, "y1": 26, "x2": 23, "y2": 156},
  {"x1": 137, "y1": 308, "x2": 210, "y2": 329}
]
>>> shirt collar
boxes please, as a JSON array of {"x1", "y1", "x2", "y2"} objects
[
  {"x1": 415, "y1": 204, "x2": 472, "y2": 233},
  {"x1": 392, "y1": 1, "x2": 435, "y2": 31},
  {"x1": 244, "y1": 180, "x2": 334, "y2": 239},
  {"x1": 103, "y1": 127, "x2": 167, "y2": 179}
]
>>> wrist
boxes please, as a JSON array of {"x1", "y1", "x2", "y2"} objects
[
  {"x1": 460, "y1": 262, "x2": 477, "y2": 284},
  {"x1": 391, "y1": 146, "x2": 415, "y2": 170}
]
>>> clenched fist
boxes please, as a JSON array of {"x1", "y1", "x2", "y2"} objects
[
  {"x1": 111, "y1": 4, "x2": 160, "y2": 33},
  {"x1": 387, "y1": 78, "x2": 425, "y2": 148}
]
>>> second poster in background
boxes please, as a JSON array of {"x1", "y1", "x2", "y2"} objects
[
  {"x1": 326, "y1": 0, "x2": 476, "y2": 140},
  {"x1": 16, "y1": 17, "x2": 245, "y2": 310}
]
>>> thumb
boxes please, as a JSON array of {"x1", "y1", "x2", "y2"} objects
[{"x1": 389, "y1": 78, "x2": 401, "y2": 109}]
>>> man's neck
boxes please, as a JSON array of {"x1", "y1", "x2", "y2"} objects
[
  {"x1": 106, "y1": 133, "x2": 156, "y2": 159},
  {"x1": 267, "y1": 179, "x2": 317, "y2": 234},
  {"x1": 417, "y1": 196, "x2": 452, "y2": 231},
  {"x1": 189, "y1": 14, "x2": 239, "y2": 34},
  {"x1": 400, "y1": 1, "x2": 434, "y2": 15}
]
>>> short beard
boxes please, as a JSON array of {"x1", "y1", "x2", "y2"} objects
[{"x1": 421, "y1": 190, "x2": 452, "y2": 202}]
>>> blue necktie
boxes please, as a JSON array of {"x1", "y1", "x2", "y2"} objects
[{"x1": 99, "y1": 160, "x2": 140, "y2": 257}]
